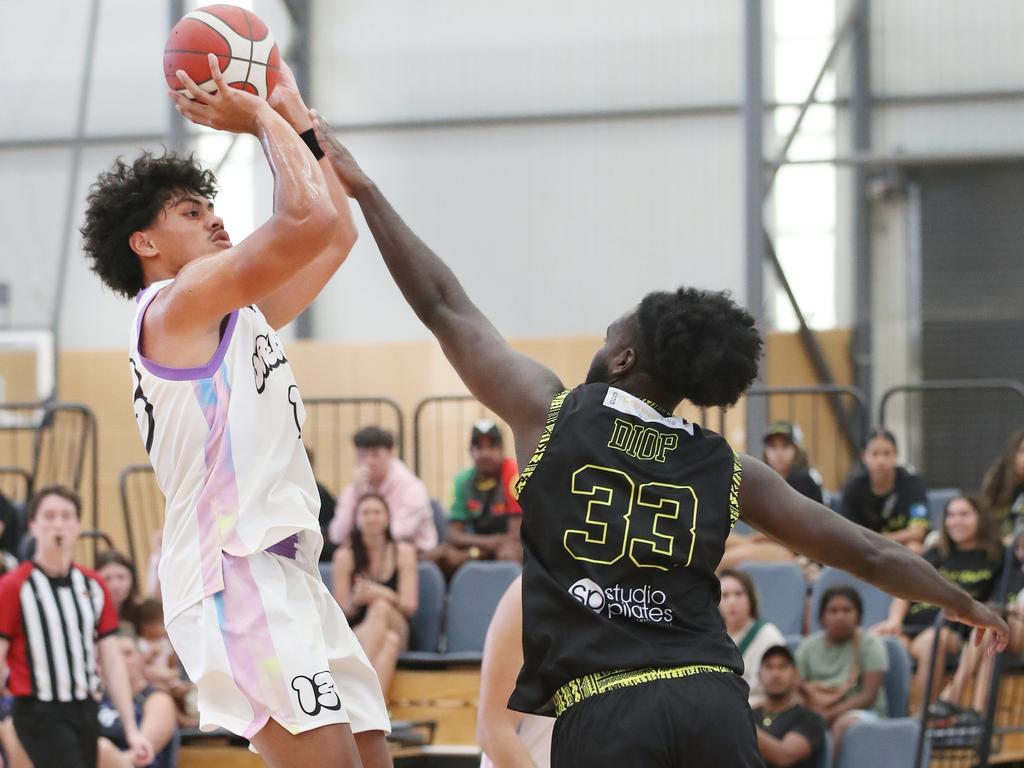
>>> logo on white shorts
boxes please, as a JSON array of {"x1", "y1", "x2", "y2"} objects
[{"x1": 291, "y1": 671, "x2": 342, "y2": 717}]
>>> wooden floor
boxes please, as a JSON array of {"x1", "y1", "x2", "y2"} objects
[
  {"x1": 179, "y1": 668, "x2": 482, "y2": 767},
  {"x1": 179, "y1": 670, "x2": 1024, "y2": 768}
]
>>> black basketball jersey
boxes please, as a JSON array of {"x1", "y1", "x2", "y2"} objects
[{"x1": 509, "y1": 383, "x2": 744, "y2": 715}]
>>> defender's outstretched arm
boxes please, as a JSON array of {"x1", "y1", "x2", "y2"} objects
[
  {"x1": 739, "y1": 455, "x2": 1009, "y2": 653},
  {"x1": 313, "y1": 114, "x2": 563, "y2": 445}
]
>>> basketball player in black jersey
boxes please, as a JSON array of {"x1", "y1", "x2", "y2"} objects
[{"x1": 311, "y1": 116, "x2": 1009, "y2": 767}]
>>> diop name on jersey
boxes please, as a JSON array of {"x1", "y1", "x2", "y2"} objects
[{"x1": 568, "y1": 578, "x2": 675, "y2": 623}]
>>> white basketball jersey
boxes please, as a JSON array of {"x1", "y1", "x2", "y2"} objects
[{"x1": 129, "y1": 280, "x2": 320, "y2": 623}]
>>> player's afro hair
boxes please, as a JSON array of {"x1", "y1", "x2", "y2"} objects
[
  {"x1": 80, "y1": 151, "x2": 217, "y2": 298},
  {"x1": 636, "y1": 287, "x2": 762, "y2": 408}
]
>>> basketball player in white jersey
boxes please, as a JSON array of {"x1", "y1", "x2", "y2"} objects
[{"x1": 81, "y1": 56, "x2": 391, "y2": 768}]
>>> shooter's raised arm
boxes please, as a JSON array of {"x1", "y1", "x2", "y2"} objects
[{"x1": 158, "y1": 54, "x2": 337, "y2": 332}]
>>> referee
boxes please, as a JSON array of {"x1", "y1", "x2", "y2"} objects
[
  {"x1": 312, "y1": 117, "x2": 1009, "y2": 767},
  {"x1": 0, "y1": 487, "x2": 153, "y2": 768}
]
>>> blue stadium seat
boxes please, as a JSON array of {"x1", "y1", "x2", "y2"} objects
[
  {"x1": 733, "y1": 519, "x2": 755, "y2": 536},
  {"x1": 834, "y1": 717, "x2": 919, "y2": 768},
  {"x1": 739, "y1": 562, "x2": 806, "y2": 637},
  {"x1": 825, "y1": 490, "x2": 843, "y2": 515},
  {"x1": 881, "y1": 635, "x2": 912, "y2": 717},
  {"x1": 809, "y1": 731, "x2": 833, "y2": 768},
  {"x1": 443, "y1": 560, "x2": 521, "y2": 658},
  {"x1": 926, "y1": 488, "x2": 960, "y2": 532},
  {"x1": 430, "y1": 498, "x2": 449, "y2": 542},
  {"x1": 407, "y1": 560, "x2": 446, "y2": 654},
  {"x1": 808, "y1": 567, "x2": 892, "y2": 633},
  {"x1": 318, "y1": 560, "x2": 332, "y2": 586}
]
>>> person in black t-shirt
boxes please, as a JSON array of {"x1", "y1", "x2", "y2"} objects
[
  {"x1": 720, "y1": 421, "x2": 825, "y2": 570},
  {"x1": 763, "y1": 421, "x2": 824, "y2": 504},
  {"x1": 312, "y1": 117, "x2": 1009, "y2": 768},
  {"x1": 874, "y1": 494, "x2": 1003, "y2": 708},
  {"x1": 840, "y1": 428, "x2": 930, "y2": 553},
  {"x1": 981, "y1": 430, "x2": 1024, "y2": 538},
  {"x1": 753, "y1": 645, "x2": 826, "y2": 768},
  {"x1": 929, "y1": 530, "x2": 1024, "y2": 722}
]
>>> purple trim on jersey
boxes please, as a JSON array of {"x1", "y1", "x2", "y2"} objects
[
  {"x1": 266, "y1": 534, "x2": 299, "y2": 560},
  {"x1": 134, "y1": 286, "x2": 239, "y2": 381},
  {"x1": 193, "y1": 367, "x2": 241, "y2": 594}
]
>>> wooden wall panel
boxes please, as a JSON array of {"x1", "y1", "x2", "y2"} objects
[{"x1": 3, "y1": 328, "x2": 853, "y2": 570}]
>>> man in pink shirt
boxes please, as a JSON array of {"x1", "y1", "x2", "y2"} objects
[{"x1": 328, "y1": 427, "x2": 437, "y2": 553}]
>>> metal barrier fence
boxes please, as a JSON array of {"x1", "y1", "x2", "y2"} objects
[
  {"x1": 747, "y1": 384, "x2": 868, "y2": 491},
  {"x1": 914, "y1": 535, "x2": 1024, "y2": 768},
  {"x1": 0, "y1": 401, "x2": 99, "y2": 533},
  {"x1": 302, "y1": 397, "x2": 405, "y2": 498},
  {"x1": 414, "y1": 396, "x2": 510, "y2": 507},
  {"x1": 879, "y1": 379, "x2": 1024, "y2": 491},
  {"x1": 414, "y1": 385, "x2": 868, "y2": 506},
  {"x1": 119, "y1": 463, "x2": 163, "y2": 575},
  {"x1": 913, "y1": 618, "x2": 1024, "y2": 768}
]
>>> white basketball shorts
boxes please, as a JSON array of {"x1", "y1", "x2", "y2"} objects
[{"x1": 166, "y1": 535, "x2": 391, "y2": 742}]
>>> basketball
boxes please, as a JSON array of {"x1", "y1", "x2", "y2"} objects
[{"x1": 164, "y1": 4, "x2": 280, "y2": 100}]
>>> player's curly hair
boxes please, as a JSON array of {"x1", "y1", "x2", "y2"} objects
[
  {"x1": 636, "y1": 287, "x2": 762, "y2": 408},
  {"x1": 80, "y1": 151, "x2": 218, "y2": 298}
]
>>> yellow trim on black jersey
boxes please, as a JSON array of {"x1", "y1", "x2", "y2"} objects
[
  {"x1": 729, "y1": 451, "x2": 742, "y2": 530},
  {"x1": 552, "y1": 664, "x2": 734, "y2": 716},
  {"x1": 514, "y1": 389, "x2": 570, "y2": 500}
]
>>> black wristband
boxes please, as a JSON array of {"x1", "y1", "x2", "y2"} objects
[{"x1": 299, "y1": 128, "x2": 325, "y2": 161}]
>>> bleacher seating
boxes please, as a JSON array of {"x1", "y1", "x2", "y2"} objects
[
  {"x1": 404, "y1": 560, "x2": 446, "y2": 657},
  {"x1": 808, "y1": 567, "x2": 893, "y2": 633},
  {"x1": 813, "y1": 732, "x2": 833, "y2": 768},
  {"x1": 925, "y1": 487, "x2": 960, "y2": 533},
  {"x1": 834, "y1": 717, "x2": 920, "y2": 768},
  {"x1": 825, "y1": 489, "x2": 843, "y2": 516},
  {"x1": 733, "y1": 518, "x2": 755, "y2": 536},
  {"x1": 882, "y1": 635, "x2": 912, "y2": 718},
  {"x1": 443, "y1": 560, "x2": 521, "y2": 660},
  {"x1": 739, "y1": 561, "x2": 806, "y2": 636},
  {"x1": 430, "y1": 498, "x2": 449, "y2": 542}
]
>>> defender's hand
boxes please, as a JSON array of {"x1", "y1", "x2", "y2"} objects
[
  {"x1": 947, "y1": 600, "x2": 1009, "y2": 655},
  {"x1": 168, "y1": 54, "x2": 270, "y2": 135},
  {"x1": 311, "y1": 110, "x2": 371, "y2": 197}
]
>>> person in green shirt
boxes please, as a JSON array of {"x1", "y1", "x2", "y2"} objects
[
  {"x1": 431, "y1": 421, "x2": 523, "y2": 577},
  {"x1": 796, "y1": 585, "x2": 889, "y2": 747}
]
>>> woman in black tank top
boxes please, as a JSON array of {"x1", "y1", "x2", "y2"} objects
[{"x1": 333, "y1": 493, "x2": 419, "y2": 693}]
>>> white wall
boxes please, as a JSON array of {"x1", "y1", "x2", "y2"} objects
[
  {"x1": 1, "y1": 0, "x2": 747, "y2": 349},
  {"x1": 299, "y1": 115, "x2": 743, "y2": 342},
  {"x1": 0, "y1": 0, "x2": 171, "y2": 349},
  {"x1": 828, "y1": 0, "x2": 1024, "y2": 404},
  {"x1": 287, "y1": 0, "x2": 748, "y2": 342}
]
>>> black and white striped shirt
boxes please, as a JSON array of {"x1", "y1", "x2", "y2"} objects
[{"x1": 0, "y1": 562, "x2": 118, "y2": 701}]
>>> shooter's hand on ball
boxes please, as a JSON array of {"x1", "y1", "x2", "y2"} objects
[
  {"x1": 168, "y1": 53, "x2": 268, "y2": 135},
  {"x1": 267, "y1": 60, "x2": 304, "y2": 119},
  {"x1": 311, "y1": 111, "x2": 372, "y2": 197}
]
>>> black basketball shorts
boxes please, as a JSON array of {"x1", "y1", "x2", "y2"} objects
[{"x1": 551, "y1": 670, "x2": 765, "y2": 768}]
